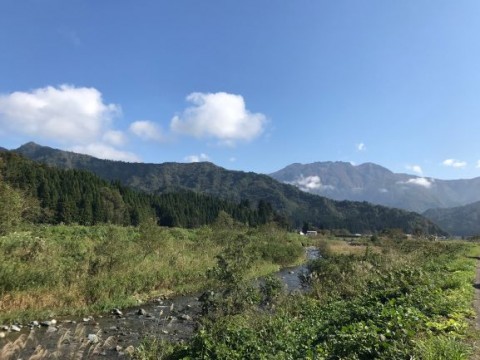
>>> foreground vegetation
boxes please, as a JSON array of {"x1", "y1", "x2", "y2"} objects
[
  {"x1": 137, "y1": 236, "x2": 480, "y2": 359},
  {"x1": 0, "y1": 219, "x2": 304, "y2": 323}
]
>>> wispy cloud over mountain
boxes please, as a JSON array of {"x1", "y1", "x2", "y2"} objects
[{"x1": 443, "y1": 159, "x2": 467, "y2": 168}]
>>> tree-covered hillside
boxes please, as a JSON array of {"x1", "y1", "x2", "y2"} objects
[
  {"x1": 11, "y1": 143, "x2": 446, "y2": 234},
  {"x1": 423, "y1": 201, "x2": 480, "y2": 236},
  {"x1": 0, "y1": 152, "x2": 274, "y2": 229}
]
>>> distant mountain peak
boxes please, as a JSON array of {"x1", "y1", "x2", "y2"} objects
[
  {"x1": 270, "y1": 160, "x2": 480, "y2": 214},
  {"x1": 18, "y1": 141, "x2": 42, "y2": 149}
]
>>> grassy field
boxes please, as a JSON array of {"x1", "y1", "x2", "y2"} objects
[{"x1": 0, "y1": 221, "x2": 304, "y2": 323}]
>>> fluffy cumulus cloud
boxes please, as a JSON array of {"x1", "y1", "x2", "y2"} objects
[
  {"x1": 170, "y1": 92, "x2": 266, "y2": 146},
  {"x1": 0, "y1": 85, "x2": 120, "y2": 143},
  {"x1": 71, "y1": 143, "x2": 140, "y2": 162},
  {"x1": 184, "y1": 153, "x2": 210, "y2": 163},
  {"x1": 289, "y1": 175, "x2": 334, "y2": 192},
  {"x1": 406, "y1": 164, "x2": 423, "y2": 175},
  {"x1": 0, "y1": 85, "x2": 141, "y2": 162},
  {"x1": 129, "y1": 120, "x2": 164, "y2": 141},
  {"x1": 443, "y1": 159, "x2": 467, "y2": 168},
  {"x1": 399, "y1": 177, "x2": 433, "y2": 188}
]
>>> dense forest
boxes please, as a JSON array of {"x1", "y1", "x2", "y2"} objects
[
  {"x1": 0, "y1": 152, "x2": 277, "y2": 230},
  {"x1": 423, "y1": 200, "x2": 480, "y2": 236}
]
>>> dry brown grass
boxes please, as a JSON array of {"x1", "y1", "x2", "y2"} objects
[
  {"x1": 0, "y1": 287, "x2": 86, "y2": 319},
  {"x1": 319, "y1": 238, "x2": 381, "y2": 256},
  {"x1": 0, "y1": 324, "x2": 124, "y2": 360}
]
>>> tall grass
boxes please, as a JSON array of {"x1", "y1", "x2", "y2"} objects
[{"x1": 0, "y1": 223, "x2": 304, "y2": 323}]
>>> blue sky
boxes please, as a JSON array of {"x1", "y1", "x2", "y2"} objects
[{"x1": 0, "y1": 0, "x2": 479, "y2": 180}]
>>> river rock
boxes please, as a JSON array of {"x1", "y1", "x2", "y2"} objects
[
  {"x1": 10, "y1": 325, "x2": 21, "y2": 332},
  {"x1": 137, "y1": 308, "x2": 147, "y2": 316},
  {"x1": 112, "y1": 308, "x2": 123, "y2": 316},
  {"x1": 0, "y1": 331, "x2": 5, "y2": 338},
  {"x1": 46, "y1": 326, "x2": 58, "y2": 333},
  {"x1": 88, "y1": 334, "x2": 99, "y2": 344},
  {"x1": 30, "y1": 321, "x2": 40, "y2": 327},
  {"x1": 41, "y1": 319, "x2": 56, "y2": 327}
]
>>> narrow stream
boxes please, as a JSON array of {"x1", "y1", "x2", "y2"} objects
[{"x1": 0, "y1": 247, "x2": 320, "y2": 359}]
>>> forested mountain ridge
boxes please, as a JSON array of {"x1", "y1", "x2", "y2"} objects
[
  {"x1": 9, "y1": 142, "x2": 445, "y2": 234},
  {"x1": 0, "y1": 151, "x2": 273, "y2": 228},
  {"x1": 423, "y1": 201, "x2": 480, "y2": 236},
  {"x1": 270, "y1": 161, "x2": 480, "y2": 213}
]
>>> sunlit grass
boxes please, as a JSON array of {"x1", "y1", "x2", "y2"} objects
[{"x1": 0, "y1": 223, "x2": 304, "y2": 323}]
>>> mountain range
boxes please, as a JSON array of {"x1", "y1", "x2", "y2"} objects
[
  {"x1": 270, "y1": 162, "x2": 480, "y2": 214},
  {"x1": 8, "y1": 142, "x2": 443, "y2": 235}
]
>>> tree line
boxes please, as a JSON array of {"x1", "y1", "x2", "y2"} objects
[{"x1": 0, "y1": 152, "x2": 276, "y2": 232}]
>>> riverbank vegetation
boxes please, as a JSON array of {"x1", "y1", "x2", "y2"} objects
[
  {"x1": 0, "y1": 219, "x2": 304, "y2": 323},
  {"x1": 139, "y1": 235, "x2": 480, "y2": 359}
]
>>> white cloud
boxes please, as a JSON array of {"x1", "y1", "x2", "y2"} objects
[
  {"x1": 129, "y1": 120, "x2": 164, "y2": 141},
  {"x1": 477, "y1": 160, "x2": 480, "y2": 168},
  {"x1": 442, "y1": 159, "x2": 467, "y2": 168},
  {"x1": 102, "y1": 130, "x2": 127, "y2": 146},
  {"x1": 356, "y1": 142, "x2": 366, "y2": 151},
  {"x1": 71, "y1": 143, "x2": 140, "y2": 162},
  {"x1": 0, "y1": 85, "x2": 144, "y2": 162},
  {"x1": 229, "y1": 157, "x2": 236, "y2": 162},
  {"x1": 289, "y1": 175, "x2": 334, "y2": 192},
  {"x1": 398, "y1": 177, "x2": 433, "y2": 188},
  {"x1": 379, "y1": 188, "x2": 389, "y2": 193},
  {"x1": 0, "y1": 84, "x2": 120, "y2": 144},
  {"x1": 170, "y1": 92, "x2": 266, "y2": 145},
  {"x1": 184, "y1": 153, "x2": 210, "y2": 163},
  {"x1": 406, "y1": 164, "x2": 423, "y2": 175}
]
